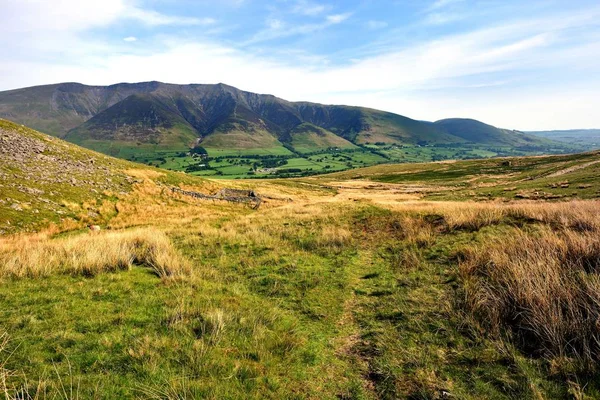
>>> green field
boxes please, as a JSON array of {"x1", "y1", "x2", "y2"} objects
[{"x1": 122, "y1": 141, "x2": 583, "y2": 180}]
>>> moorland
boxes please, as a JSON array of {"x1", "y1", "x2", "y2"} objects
[{"x1": 1, "y1": 118, "x2": 600, "y2": 399}]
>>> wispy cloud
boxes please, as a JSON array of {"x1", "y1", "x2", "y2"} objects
[
  {"x1": 245, "y1": 12, "x2": 352, "y2": 44},
  {"x1": 125, "y1": 8, "x2": 215, "y2": 26},
  {"x1": 426, "y1": 0, "x2": 465, "y2": 12},
  {"x1": 424, "y1": 12, "x2": 464, "y2": 25},
  {"x1": 267, "y1": 19, "x2": 285, "y2": 30},
  {"x1": 1, "y1": 0, "x2": 216, "y2": 32},
  {"x1": 2, "y1": 1, "x2": 600, "y2": 129},
  {"x1": 423, "y1": 0, "x2": 467, "y2": 25},
  {"x1": 366, "y1": 20, "x2": 388, "y2": 30},
  {"x1": 292, "y1": 1, "x2": 329, "y2": 16}
]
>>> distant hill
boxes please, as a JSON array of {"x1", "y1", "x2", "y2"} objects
[
  {"x1": 0, "y1": 82, "x2": 557, "y2": 158},
  {"x1": 528, "y1": 129, "x2": 600, "y2": 150},
  {"x1": 434, "y1": 118, "x2": 547, "y2": 146}
]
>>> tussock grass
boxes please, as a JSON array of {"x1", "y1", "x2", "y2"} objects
[
  {"x1": 378, "y1": 200, "x2": 600, "y2": 233},
  {"x1": 0, "y1": 228, "x2": 190, "y2": 279},
  {"x1": 459, "y1": 227, "x2": 600, "y2": 369}
]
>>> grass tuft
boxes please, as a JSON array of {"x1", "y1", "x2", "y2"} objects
[
  {"x1": 0, "y1": 229, "x2": 190, "y2": 279},
  {"x1": 459, "y1": 227, "x2": 600, "y2": 370}
]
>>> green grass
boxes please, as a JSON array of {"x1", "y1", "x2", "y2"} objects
[
  {"x1": 203, "y1": 147, "x2": 294, "y2": 157},
  {"x1": 5, "y1": 201, "x2": 600, "y2": 398},
  {"x1": 70, "y1": 132, "x2": 582, "y2": 180}
]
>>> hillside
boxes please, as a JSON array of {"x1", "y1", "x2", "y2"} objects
[
  {"x1": 0, "y1": 118, "x2": 212, "y2": 235},
  {"x1": 321, "y1": 149, "x2": 600, "y2": 201},
  {"x1": 434, "y1": 118, "x2": 550, "y2": 146},
  {"x1": 0, "y1": 82, "x2": 561, "y2": 158}
]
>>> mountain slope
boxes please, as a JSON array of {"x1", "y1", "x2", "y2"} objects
[
  {"x1": 0, "y1": 82, "x2": 555, "y2": 158},
  {"x1": 324, "y1": 147, "x2": 600, "y2": 200},
  {"x1": 289, "y1": 123, "x2": 358, "y2": 153},
  {"x1": 434, "y1": 118, "x2": 551, "y2": 146},
  {"x1": 64, "y1": 93, "x2": 201, "y2": 158}
]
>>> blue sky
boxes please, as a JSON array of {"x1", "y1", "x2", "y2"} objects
[{"x1": 1, "y1": 0, "x2": 600, "y2": 130}]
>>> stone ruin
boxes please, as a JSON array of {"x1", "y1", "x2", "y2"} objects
[
  {"x1": 171, "y1": 187, "x2": 262, "y2": 209},
  {"x1": 214, "y1": 188, "x2": 259, "y2": 199}
]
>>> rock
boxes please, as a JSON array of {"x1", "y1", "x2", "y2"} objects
[{"x1": 18, "y1": 185, "x2": 44, "y2": 195}]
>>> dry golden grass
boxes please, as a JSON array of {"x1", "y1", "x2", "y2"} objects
[
  {"x1": 459, "y1": 227, "x2": 600, "y2": 368},
  {"x1": 0, "y1": 228, "x2": 190, "y2": 279},
  {"x1": 123, "y1": 168, "x2": 165, "y2": 180},
  {"x1": 367, "y1": 199, "x2": 600, "y2": 233}
]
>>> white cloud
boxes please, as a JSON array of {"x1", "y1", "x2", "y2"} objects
[
  {"x1": 267, "y1": 19, "x2": 285, "y2": 30},
  {"x1": 326, "y1": 13, "x2": 351, "y2": 24},
  {"x1": 123, "y1": 36, "x2": 138, "y2": 42},
  {"x1": 245, "y1": 11, "x2": 351, "y2": 44},
  {"x1": 423, "y1": 0, "x2": 467, "y2": 25},
  {"x1": 1, "y1": 0, "x2": 125, "y2": 32},
  {"x1": 125, "y1": 8, "x2": 215, "y2": 26},
  {"x1": 424, "y1": 12, "x2": 464, "y2": 25}
]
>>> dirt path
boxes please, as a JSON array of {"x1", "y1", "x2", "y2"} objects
[
  {"x1": 546, "y1": 160, "x2": 600, "y2": 178},
  {"x1": 335, "y1": 250, "x2": 378, "y2": 399}
]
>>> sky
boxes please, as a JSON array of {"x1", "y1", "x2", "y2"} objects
[{"x1": 1, "y1": 0, "x2": 599, "y2": 130}]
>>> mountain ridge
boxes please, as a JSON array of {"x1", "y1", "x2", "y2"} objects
[{"x1": 0, "y1": 81, "x2": 550, "y2": 157}]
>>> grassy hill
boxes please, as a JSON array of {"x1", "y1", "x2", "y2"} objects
[
  {"x1": 65, "y1": 94, "x2": 201, "y2": 158},
  {"x1": 2, "y1": 120, "x2": 600, "y2": 397},
  {"x1": 435, "y1": 118, "x2": 552, "y2": 147}
]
